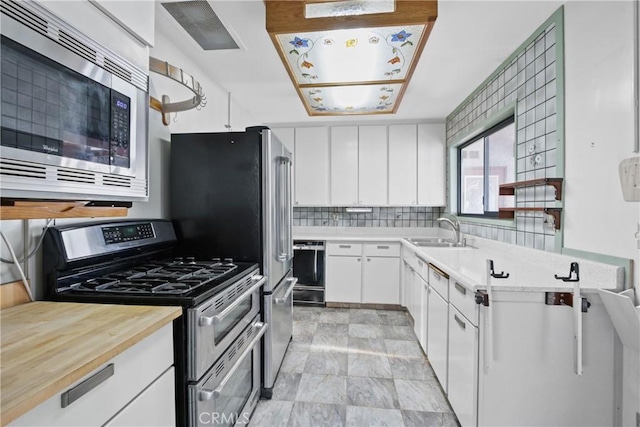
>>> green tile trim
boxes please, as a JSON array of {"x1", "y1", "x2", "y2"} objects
[
  {"x1": 561, "y1": 247, "x2": 634, "y2": 290},
  {"x1": 447, "y1": 6, "x2": 565, "y2": 122},
  {"x1": 448, "y1": 102, "x2": 517, "y2": 148},
  {"x1": 554, "y1": 7, "x2": 566, "y2": 252}
]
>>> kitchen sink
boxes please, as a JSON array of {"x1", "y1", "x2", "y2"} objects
[{"x1": 404, "y1": 237, "x2": 471, "y2": 248}]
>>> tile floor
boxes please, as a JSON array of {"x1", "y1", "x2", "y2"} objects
[{"x1": 249, "y1": 306, "x2": 459, "y2": 427}]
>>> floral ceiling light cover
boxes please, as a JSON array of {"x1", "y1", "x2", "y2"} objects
[{"x1": 275, "y1": 24, "x2": 425, "y2": 114}]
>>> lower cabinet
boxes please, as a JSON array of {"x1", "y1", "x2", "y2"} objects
[
  {"x1": 326, "y1": 254, "x2": 362, "y2": 303},
  {"x1": 447, "y1": 306, "x2": 478, "y2": 427},
  {"x1": 9, "y1": 324, "x2": 175, "y2": 427},
  {"x1": 104, "y1": 367, "x2": 175, "y2": 426},
  {"x1": 326, "y1": 242, "x2": 400, "y2": 305},
  {"x1": 414, "y1": 273, "x2": 428, "y2": 352},
  {"x1": 427, "y1": 286, "x2": 448, "y2": 393}
]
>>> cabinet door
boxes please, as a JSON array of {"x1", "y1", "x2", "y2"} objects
[
  {"x1": 417, "y1": 124, "x2": 446, "y2": 206},
  {"x1": 92, "y1": 0, "x2": 155, "y2": 46},
  {"x1": 273, "y1": 128, "x2": 295, "y2": 205},
  {"x1": 295, "y1": 127, "x2": 329, "y2": 206},
  {"x1": 388, "y1": 124, "x2": 417, "y2": 205},
  {"x1": 419, "y1": 276, "x2": 429, "y2": 353},
  {"x1": 325, "y1": 256, "x2": 362, "y2": 303},
  {"x1": 358, "y1": 125, "x2": 388, "y2": 205},
  {"x1": 427, "y1": 287, "x2": 449, "y2": 392},
  {"x1": 330, "y1": 126, "x2": 359, "y2": 205},
  {"x1": 413, "y1": 272, "x2": 425, "y2": 346},
  {"x1": 104, "y1": 367, "x2": 175, "y2": 427},
  {"x1": 402, "y1": 262, "x2": 413, "y2": 309},
  {"x1": 362, "y1": 256, "x2": 399, "y2": 304},
  {"x1": 448, "y1": 307, "x2": 478, "y2": 427}
]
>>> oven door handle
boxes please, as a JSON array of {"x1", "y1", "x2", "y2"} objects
[
  {"x1": 198, "y1": 321, "x2": 268, "y2": 401},
  {"x1": 198, "y1": 275, "x2": 266, "y2": 326},
  {"x1": 275, "y1": 277, "x2": 298, "y2": 304}
]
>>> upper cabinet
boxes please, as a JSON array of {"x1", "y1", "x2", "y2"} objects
[
  {"x1": 389, "y1": 125, "x2": 418, "y2": 205},
  {"x1": 358, "y1": 126, "x2": 388, "y2": 206},
  {"x1": 417, "y1": 124, "x2": 446, "y2": 206},
  {"x1": 294, "y1": 127, "x2": 329, "y2": 206},
  {"x1": 287, "y1": 123, "x2": 445, "y2": 207},
  {"x1": 330, "y1": 127, "x2": 359, "y2": 205}
]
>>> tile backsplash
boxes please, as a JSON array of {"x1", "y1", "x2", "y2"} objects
[
  {"x1": 293, "y1": 207, "x2": 444, "y2": 228},
  {"x1": 445, "y1": 8, "x2": 564, "y2": 252}
]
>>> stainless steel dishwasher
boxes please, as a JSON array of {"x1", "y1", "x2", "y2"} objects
[{"x1": 292, "y1": 241, "x2": 325, "y2": 306}]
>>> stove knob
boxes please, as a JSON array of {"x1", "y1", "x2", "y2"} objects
[
  {"x1": 186, "y1": 256, "x2": 196, "y2": 264},
  {"x1": 174, "y1": 257, "x2": 184, "y2": 264},
  {"x1": 224, "y1": 258, "x2": 234, "y2": 264},
  {"x1": 211, "y1": 257, "x2": 221, "y2": 263}
]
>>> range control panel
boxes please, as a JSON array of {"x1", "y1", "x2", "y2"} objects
[{"x1": 102, "y1": 223, "x2": 155, "y2": 245}]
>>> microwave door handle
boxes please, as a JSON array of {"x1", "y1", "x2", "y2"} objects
[{"x1": 198, "y1": 321, "x2": 268, "y2": 401}]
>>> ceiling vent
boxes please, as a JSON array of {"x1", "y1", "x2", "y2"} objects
[{"x1": 161, "y1": 1, "x2": 239, "y2": 51}]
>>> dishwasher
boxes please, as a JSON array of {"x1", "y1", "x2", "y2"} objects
[{"x1": 292, "y1": 241, "x2": 325, "y2": 306}]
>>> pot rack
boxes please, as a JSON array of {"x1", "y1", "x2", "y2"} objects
[{"x1": 149, "y1": 57, "x2": 206, "y2": 125}]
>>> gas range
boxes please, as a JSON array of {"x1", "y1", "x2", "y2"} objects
[{"x1": 42, "y1": 219, "x2": 266, "y2": 427}]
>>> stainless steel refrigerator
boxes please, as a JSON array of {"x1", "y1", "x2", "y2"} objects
[{"x1": 170, "y1": 126, "x2": 295, "y2": 398}]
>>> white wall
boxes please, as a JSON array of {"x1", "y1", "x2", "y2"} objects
[
  {"x1": 563, "y1": 2, "x2": 639, "y2": 425},
  {"x1": 149, "y1": 30, "x2": 258, "y2": 133}
]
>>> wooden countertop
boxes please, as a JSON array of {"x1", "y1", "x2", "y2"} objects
[{"x1": 0, "y1": 301, "x2": 182, "y2": 425}]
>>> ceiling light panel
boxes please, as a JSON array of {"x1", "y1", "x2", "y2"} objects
[
  {"x1": 305, "y1": 0, "x2": 395, "y2": 18},
  {"x1": 300, "y1": 83, "x2": 403, "y2": 114},
  {"x1": 276, "y1": 25, "x2": 425, "y2": 85}
]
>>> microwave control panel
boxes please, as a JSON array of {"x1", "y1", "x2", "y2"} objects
[
  {"x1": 102, "y1": 223, "x2": 155, "y2": 245},
  {"x1": 111, "y1": 91, "x2": 131, "y2": 149}
]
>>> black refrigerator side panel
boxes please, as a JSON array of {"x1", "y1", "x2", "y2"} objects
[{"x1": 170, "y1": 132, "x2": 262, "y2": 263}]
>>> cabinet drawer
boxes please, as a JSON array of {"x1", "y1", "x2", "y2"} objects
[
  {"x1": 10, "y1": 324, "x2": 174, "y2": 427},
  {"x1": 449, "y1": 280, "x2": 478, "y2": 326},
  {"x1": 428, "y1": 264, "x2": 449, "y2": 301},
  {"x1": 363, "y1": 243, "x2": 400, "y2": 257},
  {"x1": 326, "y1": 242, "x2": 362, "y2": 256},
  {"x1": 416, "y1": 256, "x2": 429, "y2": 282}
]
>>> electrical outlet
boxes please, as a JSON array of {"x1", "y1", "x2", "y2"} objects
[{"x1": 332, "y1": 213, "x2": 339, "y2": 221}]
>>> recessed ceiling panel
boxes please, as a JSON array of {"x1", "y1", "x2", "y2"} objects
[
  {"x1": 300, "y1": 83, "x2": 403, "y2": 115},
  {"x1": 276, "y1": 25, "x2": 425, "y2": 85}
]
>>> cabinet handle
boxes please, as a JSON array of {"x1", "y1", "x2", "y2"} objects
[
  {"x1": 61, "y1": 363, "x2": 114, "y2": 408},
  {"x1": 454, "y1": 314, "x2": 466, "y2": 330},
  {"x1": 339, "y1": 245, "x2": 351, "y2": 249},
  {"x1": 367, "y1": 258, "x2": 371, "y2": 262},
  {"x1": 357, "y1": 258, "x2": 361, "y2": 262},
  {"x1": 454, "y1": 282, "x2": 466, "y2": 295},
  {"x1": 376, "y1": 245, "x2": 390, "y2": 249}
]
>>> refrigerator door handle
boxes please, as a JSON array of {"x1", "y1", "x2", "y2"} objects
[
  {"x1": 285, "y1": 156, "x2": 294, "y2": 261},
  {"x1": 276, "y1": 156, "x2": 287, "y2": 262}
]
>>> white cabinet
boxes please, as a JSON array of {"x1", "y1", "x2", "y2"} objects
[
  {"x1": 330, "y1": 126, "x2": 359, "y2": 205},
  {"x1": 104, "y1": 367, "x2": 175, "y2": 427},
  {"x1": 92, "y1": 0, "x2": 155, "y2": 46},
  {"x1": 414, "y1": 273, "x2": 428, "y2": 352},
  {"x1": 417, "y1": 124, "x2": 446, "y2": 206},
  {"x1": 358, "y1": 126, "x2": 388, "y2": 205},
  {"x1": 402, "y1": 261, "x2": 413, "y2": 309},
  {"x1": 295, "y1": 127, "x2": 329, "y2": 206},
  {"x1": 388, "y1": 125, "x2": 417, "y2": 205},
  {"x1": 10, "y1": 324, "x2": 174, "y2": 427},
  {"x1": 448, "y1": 306, "x2": 478, "y2": 427},
  {"x1": 427, "y1": 285, "x2": 449, "y2": 393},
  {"x1": 326, "y1": 242, "x2": 400, "y2": 305},
  {"x1": 362, "y1": 256, "x2": 400, "y2": 304},
  {"x1": 326, "y1": 254, "x2": 362, "y2": 303}
]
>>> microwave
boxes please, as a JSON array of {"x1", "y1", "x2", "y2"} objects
[{"x1": 0, "y1": 0, "x2": 149, "y2": 201}]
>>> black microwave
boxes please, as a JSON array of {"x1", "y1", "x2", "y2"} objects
[{"x1": 0, "y1": 1, "x2": 149, "y2": 201}]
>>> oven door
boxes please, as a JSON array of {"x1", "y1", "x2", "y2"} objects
[
  {"x1": 189, "y1": 316, "x2": 267, "y2": 427},
  {"x1": 188, "y1": 271, "x2": 264, "y2": 381}
]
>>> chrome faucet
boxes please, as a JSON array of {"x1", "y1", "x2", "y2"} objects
[{"x1": 436, "y1": 214, "x2": 463, "y2": 245}]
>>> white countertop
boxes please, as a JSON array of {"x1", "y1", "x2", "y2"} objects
[{"x1": 293, "y1": 226, "x2": 625, "y2": 292}]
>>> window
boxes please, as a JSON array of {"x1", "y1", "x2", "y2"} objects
[{"x1": 458, "y1": 119, "x2": 515, "y2": 217}]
